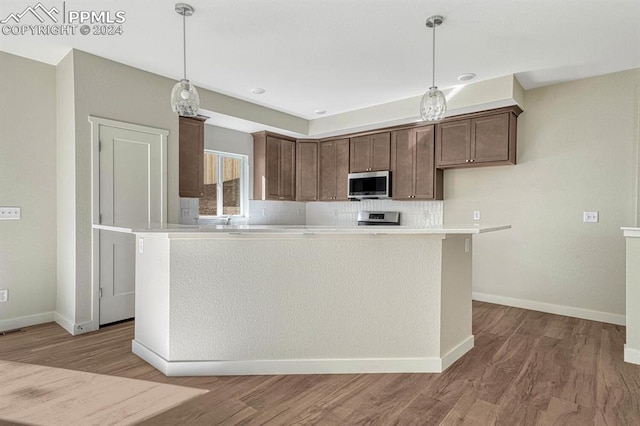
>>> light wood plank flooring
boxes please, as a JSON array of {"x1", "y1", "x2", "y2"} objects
[{"x1": 1, "y1": 301, "x2": 639, "y2": 425}]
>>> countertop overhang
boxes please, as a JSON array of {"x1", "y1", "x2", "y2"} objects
[{"x1": 94, "y1": 223, "x2": 511, "y2": 237}]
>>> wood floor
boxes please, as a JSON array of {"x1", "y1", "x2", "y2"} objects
[{"x1": 1, "y1": 301, "x2": 639, "y2": 425}]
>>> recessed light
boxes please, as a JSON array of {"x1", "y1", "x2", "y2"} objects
[
  {"x1": 314, "y1": 110, "x2": 327, "y2": 115},
  {"x1": 250, "y1": 88, "x2": 266, "y2": 95},
  {"x1": 457, "y1": 73, "x2": 476, "y2": 82}
]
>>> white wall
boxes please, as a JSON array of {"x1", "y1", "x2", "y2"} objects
[
  {"x1": 444, "y1": 68, "x2": 640, "y2": 322},
  {"x1": 55, "y1": 51, "x2": 77, "y2": 327},
  {"x1": 0, "y1": 52, "x2": 57, "y2": 330}
]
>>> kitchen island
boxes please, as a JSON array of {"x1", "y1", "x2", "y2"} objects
[{"x1": 123, "y1": 224, "x2": 509, "y2": 376}]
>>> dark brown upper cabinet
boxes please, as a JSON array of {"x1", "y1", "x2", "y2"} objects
[
  {"x1": 253, "y1": 132, "x2": 296, "y2": 201},
  {"x1": 435, "y1": 106, "x2": 522, "y2": 168},
  {"x1": 319, "y1": 139, "x2": 350, "y2": 201},
  {"x1": 179, "y1": 115, "x2": 208, "y2": 198},
  {"x1": 296, "y1": 140, "x2": 319, "y2": 201},
  {"x1": 349, "y1": 132, "x2": 391, "y2": 172},
  {"x1": 391, "y1": 126, "x2": 443, "y2": 200}
]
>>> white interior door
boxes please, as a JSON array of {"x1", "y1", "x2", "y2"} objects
[{"x1": 98, "y1": 123, "x2": 166, "y2": 325}]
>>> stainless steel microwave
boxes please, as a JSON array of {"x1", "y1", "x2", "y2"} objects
[{"x1": 348, "y1": 171, "x2": 391, "y2": 199}]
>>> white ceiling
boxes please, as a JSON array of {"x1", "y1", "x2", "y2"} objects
[{"x1": 1, "y1": 0, "x2": 639, "y2": 120}]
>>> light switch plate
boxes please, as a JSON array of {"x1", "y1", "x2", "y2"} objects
[
  {"x1": 583, "y1": 211, "x2": 599, "y2": 223},
  {"x1": 0, "y1": 207, "x2": 21, "y2": 220},
  {"x1": 0, "y1": 289, "x2": 8, "y2": 303},
  {"x1": 473, "y1": 210, "x2": 481, "y2": 221}
]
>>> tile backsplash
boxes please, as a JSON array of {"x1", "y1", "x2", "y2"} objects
[
  {"x1": 306, "y1": 200, "x2": 443, "y2": 227},
  {"x1": 247, "y1": 200, "x2": 306, "y2": 225},
  {"x1": 181, "y1": 198, "x2": 443, "y2": 227}
]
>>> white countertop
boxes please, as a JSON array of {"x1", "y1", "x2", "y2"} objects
[
  {"x1": 93, "y1": 223, "x2": 511, "y2": 237},
  {"x1": 622, "y1": 227, "x2": 640, "y2": 237}
]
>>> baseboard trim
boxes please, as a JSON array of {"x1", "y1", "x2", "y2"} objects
[
  {"x1": 132, "y1": 340, "x2": 465, "y2": 376},
  {"x1": 53, "y1": 313, "x2": 98, "y2": 336},
  {"x1": 624, "y1": 345, "x2": 640, "y2": 365},
  {"x1": 54, "y1": 312, "x2": 74, "y2": 335},
  {"x1": 441, "y1": 335, "x2": 474, "y2": 371},
  {"x1": 0, "y1": 311, "x2": 54, "y2": 333},
  {"x1": 472, "y1": 292, "x2": 625, "y2": 326}
]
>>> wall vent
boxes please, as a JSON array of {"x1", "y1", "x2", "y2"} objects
[{"x1": 0, "y1": 328, "x2": 24, "y2": 336}]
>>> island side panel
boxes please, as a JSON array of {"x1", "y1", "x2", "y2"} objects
[
  {"x1": 626, "y1": 237, "x2": 640, "y2": 364},
  {"x1": 134, "y1": 234, "x2": 171, "y2": 359},
  {"x1": 167, "y1": 235, "x2": 444, "y2": 363},
  {"x1": 440, "y1": 235, "x2": 474, "y2": 363}
]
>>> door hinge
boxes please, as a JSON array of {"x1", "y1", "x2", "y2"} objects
[
  {"x1": 99, "y1": 288, "x2": 102, "y2": 299},
  {"x1": 99, "y1": 141, "x2": 102, "y2": 152},
  {"x1": 99, "y1": 213, "x2": 102, "y2": 224}
]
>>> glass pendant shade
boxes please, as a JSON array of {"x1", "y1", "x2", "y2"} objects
[
  {"x1": 171, "y1": 78, "x2": 200, "y2": 116},
  {"x1": 420, "y1": 86, "x2": 447, "y2": 122}
]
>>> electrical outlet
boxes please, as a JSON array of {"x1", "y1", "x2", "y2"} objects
[
  {"x1": 0, "y1": 207, "x2": 21, "y2": 220},
  {"x1": 138, "y1": 238, "x2": 144, "y2": 254},
  {"x1": 583, "y1": 211, "x2": 599, "y2": 223},
  {"x1": 465, "y1": 239, "x2": 470, "y2": 253},
  {"x1": 473, "y1": 210, "x2": 481, "y2": 221},
  {"x1": 181, "y1": 208, "x2": 190, "y2": 218},
  {"x1": 0, "y1": 289, "x2": 8, "y2": 303}
]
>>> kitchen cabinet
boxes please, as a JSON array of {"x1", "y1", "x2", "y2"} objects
[
  {"x1": 435, "y1": 106, "x2": 522, "y2": 168},
  {"x1": 253, "y1": 132, "x2": 296, "y2": 201},
  {"x1": 179, "y1": 115, "x2": 207, "y2": 198},
  {"x1": 296, "y1": 140, "x2": 319, "y2": 201},
  {"x1": 350, "y1": 132, "x2": 391, "y2": 172},
  {"x1": 319, "y1": 138, "x2": 350, "y2": 201},
  {"x1": 391, "y1": 126, "x2": 443, "y2": 200}
]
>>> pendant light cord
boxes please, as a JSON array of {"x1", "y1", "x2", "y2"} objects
[
  {"x1": 431, "y1": 20, "x2": 436, "y2": 88},
  {"x1": 182, "y1": 13, "x2": 187, "y2": 80}
]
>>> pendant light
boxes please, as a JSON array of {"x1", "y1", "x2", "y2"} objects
[
  {"x1": 420, "y1": 15, "x2": 446, "y2": 122},
  {"x1": 170, "y1": 3, "x2": 200, "y2": 116}
]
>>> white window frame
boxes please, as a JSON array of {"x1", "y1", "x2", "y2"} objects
[{"x1": 200, "y1": 149, "x2": 249, "y2": 218}]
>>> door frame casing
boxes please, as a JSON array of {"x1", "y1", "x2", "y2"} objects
[{"x1": 89, "y1": 116, "x2": 168, "y2": 331}]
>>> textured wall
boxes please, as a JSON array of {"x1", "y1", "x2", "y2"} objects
[
  {"x1": 167, "y1": 236, "x2": 443, "y2": 360},
  {"x1": 444, "y1": 68, "x2": 640, "y2": 318},
  {"x1": 0, "y1": 52, "x2": 57, "y2": 327}
]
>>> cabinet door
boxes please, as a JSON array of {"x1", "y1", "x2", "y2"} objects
[
  {"x1": 279, "y1": 139, "x2": 296, "y2": 200},
  {"x1": 391, "y1": 129, "x2": 414, "y2": 199},
  {"x1": 265, "y1": 136, "x2": 281, "y2": 200},
  {"x1": 436, "y1": 120, "x2": 471, "y2": 167},
  {"x1": 296, "y1": 141, "x2": 318, "y2": 201},
  {"x1": 334, "y1": 139, "x2": 350, "y2": 200},
  {"x1": 319, "y1": 141, "x2": 337, "y2": 201},
  {"x1": 472, "y1": 113, "x2": 510, "y2": 163},
  {"x1": 350, "y1": 135, "x2": 371, "y2": 172},
  {"x1": 414, "y1": 126, "x2": 436, "y2": 199},
  {"x1": 178, "y1": 116, "x2": 205, "y2": 198},
  {"x1": 370, "y1": 132, "x2": 391, "y2": 171}
]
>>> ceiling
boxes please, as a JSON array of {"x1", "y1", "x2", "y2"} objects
[{"x1": 1, "y1": 0, "x2": 639, "y2": 120}]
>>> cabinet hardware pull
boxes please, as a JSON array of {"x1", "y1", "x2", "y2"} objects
[
  {"x1": 470, "y1": 159, "x2": 475, "y2": 162},
  {"x1": 465, "y1": 159, "x2": 469, "y2": 163}
]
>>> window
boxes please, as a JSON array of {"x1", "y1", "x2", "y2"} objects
[{"x1": 199, "y1": 150, "x2": 248, "y2": 217}]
